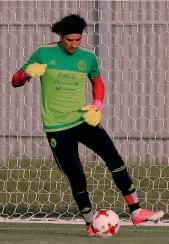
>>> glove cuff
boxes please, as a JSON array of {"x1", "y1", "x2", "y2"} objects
[
  {"x1": 93, "y1": 100, "x2": 103, "y2": 112},
  {"x1": 22, "y1": 69, "x2": 31, "y2": 81}
]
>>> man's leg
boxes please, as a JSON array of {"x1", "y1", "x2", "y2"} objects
[
  {"x1": 46, "y1": 129, "x2": 95, "y2": 235},
  {"x1": 78, "y1": 123, "x2": 164, "y2": 225}
]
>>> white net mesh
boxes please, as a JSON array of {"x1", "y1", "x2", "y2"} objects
[{"x1": 0, "y1": 0, "x2": 169, "y2": 222}]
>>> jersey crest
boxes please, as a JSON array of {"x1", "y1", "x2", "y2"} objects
[{"x1": 78, "y1": 60, "x2": 86, "y2": 70}]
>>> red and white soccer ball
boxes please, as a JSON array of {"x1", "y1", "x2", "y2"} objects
[{"x1": 92, "y1": 209, "x2": 120, "y2": 237}]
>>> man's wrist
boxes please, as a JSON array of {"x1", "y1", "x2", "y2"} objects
[
  {"x1": 93, "y1": 100, "x2": 103, "y2": 112},
  {"x1": 22, "y1": 70, "x2": 31, "y2": 81}
]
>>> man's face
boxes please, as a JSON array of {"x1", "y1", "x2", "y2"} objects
[{"x1": 60, "y1": 33, "x2": 82, "y2": 54}]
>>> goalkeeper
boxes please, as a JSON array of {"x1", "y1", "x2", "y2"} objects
[{"x1": 12, "y1": 14, "x2": 164, "y2": 236}]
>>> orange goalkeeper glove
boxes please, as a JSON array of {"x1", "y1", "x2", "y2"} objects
[
  {"x1": 81, "y1": 100, "x2": 103, "y2": 126},
  {"x1": 25, "y1": 63, "x2": 47, "y2": 77}
]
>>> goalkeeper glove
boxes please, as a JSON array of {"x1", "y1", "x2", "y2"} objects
[
  {"x1": 25, "y1": 63, "x2": 47, "y2": 77},
  {"x1": 81, "y1": 100, "x2": 103, "y2": 126}
]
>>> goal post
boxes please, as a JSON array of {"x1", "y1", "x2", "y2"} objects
[{"x1": 0, "y1": 0, "x2": 169, "y2": 224}]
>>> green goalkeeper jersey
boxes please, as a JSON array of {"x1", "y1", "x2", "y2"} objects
[{"x1": 22, "y1": 42, "x2": 100, "y2": 132}]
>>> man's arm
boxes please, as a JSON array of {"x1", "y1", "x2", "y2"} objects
[
  {"x1": 89, "y1": 74, "x2": 105, "y2": 103},
  {"x1": 87, "y1": 53, "x2": 104, "y2": 103},
  {"x1": 11, "y1": 46, "x2": 42, "y2": 88},
  {"x1": 81, "y1": 54, "x2": 105, "y2": 126}
]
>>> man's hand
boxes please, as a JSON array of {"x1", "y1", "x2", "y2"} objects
[
  {"x1": 25, "y1": 63, "x2": 47, "y2": 77},
  {"x1": 81, "y1": 100, "x2": 103, "y2": 126}
]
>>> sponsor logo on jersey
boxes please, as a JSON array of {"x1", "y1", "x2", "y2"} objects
[
  {"x1": 55, "y1": 80, "x2": 78, "y2": 86},
  {"x1": 57, "y1": 72, "x2": 76, "y2": 79},
  {"x1": 55, "y1": 87, "x2": 61, "y2": 91},
  {"x1": 78, "y1": 60, "x2": 86, "y2": 70},
  {"x1": 55, "y1": 86, "x2": 75, "y2": 91}
]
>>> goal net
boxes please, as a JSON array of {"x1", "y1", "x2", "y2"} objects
[{"x1": 0, "y1": 0, "x2": 169, "y2": 224}]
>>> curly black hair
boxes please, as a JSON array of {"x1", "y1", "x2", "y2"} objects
[{"x1": 51, "y1": 14, "x2": 87, "y2": 36}]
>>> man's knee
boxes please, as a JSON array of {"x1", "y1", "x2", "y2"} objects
[{"x1": 106, "y1": 152, "x2": 125, "y2": 172}]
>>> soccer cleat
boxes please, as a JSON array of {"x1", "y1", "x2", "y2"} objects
[
  {"x1": 87, "y1": 224, "x2": 96, "y2": 237},
  {"x1": 131, "y1": 208, "x2": 164, "y2": 225}
]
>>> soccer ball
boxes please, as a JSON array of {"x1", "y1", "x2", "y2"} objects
[{"x1": 92, "y1": 209, "x2": 120, "y2": 237}]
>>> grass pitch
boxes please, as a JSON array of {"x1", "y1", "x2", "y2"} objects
[{"x1": 0, "y1": 223, "x2": 168, "y2": 244}]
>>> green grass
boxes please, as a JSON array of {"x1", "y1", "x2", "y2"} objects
[
  {"x1": 0, "y1": 160, "x2": 169, "y2": 217},
  {"x1": 0, "y1": 223, "x2": 168, "y2": 244}
]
